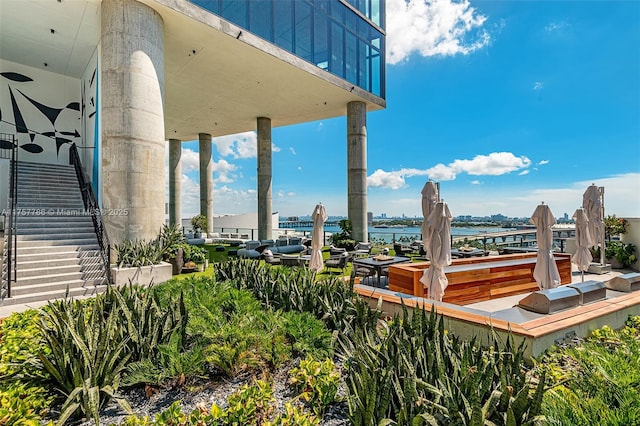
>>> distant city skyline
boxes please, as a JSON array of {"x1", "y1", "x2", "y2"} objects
[{"x1": 167, "y1": 0, "x2": 640, "y2": 220}]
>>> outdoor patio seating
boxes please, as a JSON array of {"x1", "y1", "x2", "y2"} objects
[
  {"x1": 324, "y1": 252, "x2": 350, "y2": 274},
  {"x1": 393, "y1": 243, "x2": 413, "y2": 257},
  {"x1": 354, "y1": 242, "x2": 372, "y2": 257},
  {"x1": 262, "y1": 249, "x2": 281, "y2": 265}
]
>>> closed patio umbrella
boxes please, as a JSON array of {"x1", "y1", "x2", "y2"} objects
[
  {"x1": 419, "y1": 201, "x2": 452, "y2": 301},
  {"x1": 583, "y1": 184, "x2": 605, "y2": 265},
  {"x1": 420, "y1": 181, "x2": 439, "y2": 256},
  {"x1": 572, "y1": 207, "x2": 593, "y2": 282},
  {"x1": 308, "y1": 203, "x2": 327, "y2": 272},
  {"x1": 531, "y1": 202, "x2": 561, "y2": 290}
]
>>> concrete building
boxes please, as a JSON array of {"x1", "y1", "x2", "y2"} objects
[
  {"x1": 0, "y1": 0, "x2": 385, "y2": 305},
  {"x1": 0, "y1": 0, "x2": 385, "y2": 243}
]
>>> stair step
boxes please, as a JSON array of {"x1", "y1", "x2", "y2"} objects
[
  {"x1": 16, "y1": 226, "x2": 96, "y2": 235},
  {"x1": 17, "y1": 168, "x2": 76, "y2": 174},
  {"x1": 16, "y1": 233, "x2": 97, "y2": 241},
  {"x1": 0, "y1": 283, "x2": 108, "y2": 305},
  {"x1": 17, "y1": 244, "x2": 100, "y2": 255},
  {"x1": 16, "y1": 216, "x2": 94, "y2": 224},
  {"x1": 18, "y1": 181, "x2": 79, "y2": 189},
  {"x1": 17, "y1": 264, "x2": 89, "y2": 278},
  {"x1": 16, "y1": 270, "x2": 86, "y2": 285},
  {"x1": 17, "y1": 161, "x2": 75, "y2": 170},
  {"x1": 16, "y1": 253, "x2": 102, "y2": 271},
  {"x1": 18, "y1": 176, "x2": 78, "y2": 184},
  {"x1": 17, "y1": 250, "x2": 102, "y2": 263}
]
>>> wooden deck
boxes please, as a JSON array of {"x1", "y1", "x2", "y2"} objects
[{"x1": 388, "y1": 253, "x2": 572, "y2": 304}]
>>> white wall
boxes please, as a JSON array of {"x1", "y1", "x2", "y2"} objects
[
  {"x1": 621, "y1": 217, "x2": 640, "y2": 271},
  {"x1": 0, "y1": 59, "x2": 81, "y2": 165}
]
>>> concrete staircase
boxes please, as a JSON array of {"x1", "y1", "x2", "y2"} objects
[{"x1": 1, "y1": 161, "x2": 108, "y2": 306}]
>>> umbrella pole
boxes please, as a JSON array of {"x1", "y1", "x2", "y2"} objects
[{"x1": 599, "y1": 186, "x2": 606, "y2": 266}]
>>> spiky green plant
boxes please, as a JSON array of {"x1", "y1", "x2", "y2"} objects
[
  {"x1": 38, "y1": 295, "x2": 133, "y2": 424},
  {"x1": 37, "y1": 284, "x2": 187, "y2": 424},
  {"x1": 115, "y1": 239, "x2": 164, "y2": 267},
  {"x1": 342, "y1": 305, "x2": 545, "y2": 426}
]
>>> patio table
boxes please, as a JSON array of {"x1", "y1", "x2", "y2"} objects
[{"x1": 352, "y1": 255, "x2": 411, "y2": 287}]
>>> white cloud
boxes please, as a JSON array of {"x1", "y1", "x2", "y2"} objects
[
  {"x1": 179, "y1": 148, "x2": 200, "y2": 172},
  {"x1": 368, "y1": 167, "x2": 429, "y2": 189},
  {"x1": 545, "y1": 21, "x2": 569, "y2": 32},
  {"x1": 289, "y1": 147, "x2": 297, "y2": 155},
  {"x1": 272, "y1": 143, "x2": 281, "y2": 153},
  {"x1": 368, "y1": 152, "x2": 531, "y2": 189},
  {"x1": 297, "y1": 166, "x2": 303, "y2": 171},
  {"x1": 213, "y1": 131, "x2": 257, "y2": 159},
  {"x1": 386, "y1": 0, "x2": 491, "y2": 65},
  {"x1": 213, "y1": 158, "x2": 238, "y2": 183},
  {"x1": 519, "y1": 170, "x2": 530, "y2": 176},
  {"x1": 450, "y1": 152, "x2": 531, "y2": 176},
  {"x1": 470, "y1": 180, "x2": 481, "y2": 185},
  {"x1": 538, "y1": 160, "x2": 549, "y2": 165},
  {"x1": 533, "y1": 81, "x2": 544, "y2": 91}
]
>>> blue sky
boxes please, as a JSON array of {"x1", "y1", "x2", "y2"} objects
[{"x1": 168, "y1": 0, "x2": 640, "y2": 220}]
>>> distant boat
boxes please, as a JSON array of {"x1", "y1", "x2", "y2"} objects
[{"x1": 373, "y1": 225, "x2": 389, "y2": 228}]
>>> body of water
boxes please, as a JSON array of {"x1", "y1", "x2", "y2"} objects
[{"x1": 291, "y1": 225, "x2": 515, "y2": 244}]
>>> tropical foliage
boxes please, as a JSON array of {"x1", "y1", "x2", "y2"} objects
[
  {"x1": 2, "y1": 258, "x2": 638, "y2": 425},
  {"x1": 537, "y1": 315, "x2": 640, "y2": 425}
]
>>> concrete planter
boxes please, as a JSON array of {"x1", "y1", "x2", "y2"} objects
[{"x1": 111, "y1": 262, "x2": 173, "y2": 287}]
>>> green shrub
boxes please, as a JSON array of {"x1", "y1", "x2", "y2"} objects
[
  {"x1": 38, "y1": 295, "x2": 133, "y2": 424},
  {"x1": 264, "y1": 402, "x2": 320, "y2": 426},
  {"x1": 539, "y1": 315, "x2": 640, "y2": 425},
  {"x1": 215, "y1": 259, "x2": 381, "y2": 344},
  {"x1": 38, "y1": 284, "x2": 187, "y2": 424},
  {"x1": 154, "y1": 276, "x2": 334, "y2": 378},
  {"x1": 342, "y1": 305, "x2": 545, "y2": 425},
  {"x1": 0, "y1": 382, "x2": 53, "y2": 425},
  {"x1": 115, "y1": 239, "x2": 164, "y2": 267},
  {"x1": 289, "y1": 356, "x2": 340, "y2": 414},
  {"x1": 123, "y1": 332, "x2": 206, "y2": 388},
  {"x1": 0, "y1": 309, "x2": 49, "y2": 382}
]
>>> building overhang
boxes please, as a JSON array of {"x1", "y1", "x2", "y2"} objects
[{"x1": 0, "y1": 0, "x2": 386, "y2": 142}]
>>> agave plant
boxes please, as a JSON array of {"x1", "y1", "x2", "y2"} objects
[{"x1": 38, "y1": 295, "x2": 132, "y2": 424}]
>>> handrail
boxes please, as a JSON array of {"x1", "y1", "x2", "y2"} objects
[
  {"x1": 1, "y1": 133, "x2": 17, "y2": 300},
  {"x1": 69, "y1": 143, "x2": 111, "y2": 279}
]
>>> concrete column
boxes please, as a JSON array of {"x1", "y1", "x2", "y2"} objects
[
  {"x1": 168, "y1": 139, "x2": 182, "y2": 226},
  {"x1": 199, "y1": 133, "x2": 213, "y2": 233},
  {"x1": 101, "y1": 0, "x2": 165, "y2": 244},
  {"x1": 257, "y1": 117, "x2": 273, "y2": 240},
  {"x1": 347, "y1": 101, "x2": 368, "y2": 243}
]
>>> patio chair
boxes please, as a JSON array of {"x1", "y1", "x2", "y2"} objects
[
  {"x1": 262, "y1": 249, "x2": 281, "y2": 265},
  {"x1": 393, "y1": 243, "x2": 413, "y2": 257},
  {"x1": 329, "y1": 245, "x2": 347, "y2": 256},
  {"x1": 354, "y1": 242, "x2": 372, "y2": 258},
  {"x1": 324, "y1": 252, "x2": 350, "y2": 274}
]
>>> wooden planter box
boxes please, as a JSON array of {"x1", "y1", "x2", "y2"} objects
[
  {"x1": 388, "y1": 253, "x2": 572, "y2": 305},
  {"x1": 110, "y1": 262, "x2": 173, "y2": 287}
]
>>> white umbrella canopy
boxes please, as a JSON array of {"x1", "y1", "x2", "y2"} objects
[
  {"x1": 308, "y1": 203, "x2": 327, "y2": 272},
  {"x1": 572, "y1": 207, "x2": 593, "y2": 281},
  {"x1": 583, "y1": 184, "x2": 604, "y2": 264},
  {"x1": 420, "y1": 181, "x2": 439, "y2": 254},
  {"x1": 531, "y1": 203, "x2": 561, "y2": 290},
  {"x1": 419, "y1": 201, "x2": 452, "y2": 301}
]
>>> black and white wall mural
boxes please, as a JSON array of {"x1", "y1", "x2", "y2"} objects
[{"x1": 0, "y1": 62, "x2": 83, "y2": 163}]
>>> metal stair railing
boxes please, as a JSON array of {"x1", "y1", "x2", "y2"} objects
[
  {"x1": 69, "y1": 143, "x2": 110, "y2": 282},
  {"x1": 1, "y1": 133, "x2": 17, "y2": 301}
]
